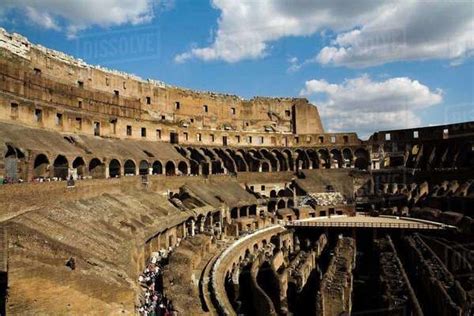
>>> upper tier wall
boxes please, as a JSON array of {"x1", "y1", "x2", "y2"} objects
[{"x1": 0, "y1": 28, "x2": 337, "y2": 148}]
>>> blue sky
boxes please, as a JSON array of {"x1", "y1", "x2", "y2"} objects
[{"x1": 1, "y1": 0, "x2": 472, "y2": 137}]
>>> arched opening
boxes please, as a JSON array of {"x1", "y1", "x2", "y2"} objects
[
  {"x1": 270, "y1": 190, "x2": 277, "y2": 198},
  {"x1": 306, "y1": 150, "x2": 320, "y2": 169},
  {"x1": 231, "y1": 208, "x2": 239, "y2": 219},
  {"x1": 330, "y1": 149, "x2": 343, "y2": 169},
  {"x1": 342, "y1": 148, "x2": 353, "y2": 168},
  {"x1": 33, "y1": 154, "x2": 50, "y2": 179},
  {"x1": 249, "y1": 205, "x2": 257, "y2": 216},
  {"x1": 273, "y1": 150, "x2": 288, "y2": 171},
  {"x1": 287, "y1": 199, "x2": 294, "y2": 208},
  {"x1": 260, "y1": 150, "x2": 278, "y2": 171},
  {"x1": 4, "y1": 145, "x2": 24, "y2": 181},
  {"x1": 283, "y1": 150, "x2": 294, "y2": 171},
  {"x1": 235, "y1": 156, "x2": 247, "y2": 172},
  {"x1": 261, "y1": 161, "x2": 270, "y2": 172},
  {"x1": 190, "y1": 160, "x2": 200, "y2": 175},
  {"x1": 296, "y1": 150, "x2": 310, "y2": 170},
  {"x1": 277, "y1": 199, "x2": 286, "y2": 209},
  {"x1": 318, "y1": 149, "x2": 330, "y2": 169},
  {"x1": 88, "y1": 158, "x2": 104, "y2": 179},
  {"x1": 268, "y1": 201, "x2": 277, "y2": 212},
  {"x1": 178, "y1": 161, "x2": 188, "y2": 175},
  {"x1": 165, "y1": 161, "x2": 176, "y2": 176},
  {"x1": 278, "y1": 188, "x2": 292, "y2": 197},
  {"x1": 354, "y1": 148, "x2": 370, "y2": 170},
  {"x1": 152, "y1": 161, "x2": 163, "y2": 175},
  {"x1": 211, "y1": 160, "x2": 224, "y2": 174},
  {"x1": 139, "y1": 160, "x2": 149, "y2": 175},
  {"x1": 72, "y1": 157, "x2": 86, "y2": 178},
  {"x1": 239, "y1": 206, "x2": 248, "y2": 217},
  {"x1": 109, "y1": 159, "x2": 121, "y2": 178},
  {"x1": 201, "y1": 162, "x2": 210, "y2": 175},
  {"x1": 53, "y1": 155, "x2": 69, "y2": 180},
  {"x1": 215, "y1": 149, "x2": 236, "y2": 173},
  {"x1": 124, "y1": 160, "x2": 136, "y2": 176}
]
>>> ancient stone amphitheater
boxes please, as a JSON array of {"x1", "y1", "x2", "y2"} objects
[{"x1": 0, "y1": 28, "x2": 473, "y2": 315}]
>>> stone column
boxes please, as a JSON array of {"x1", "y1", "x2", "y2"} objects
[
  {"x1": 191, "y1": 219, "x2": 195, "y2": 236},
  {"x1": 199, "y1": 217, "x2": 205, "y2": 233}
]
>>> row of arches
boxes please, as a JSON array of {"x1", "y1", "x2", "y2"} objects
[
  {"x1": 4, "y1": 144, "x2": 370, "y2": 182},
  {"x1": 175, "y1": 146, "x2": 371, "y2": 175},
  {"x1": 31, "y1": 153, "x2": 190, "y2": 180}
]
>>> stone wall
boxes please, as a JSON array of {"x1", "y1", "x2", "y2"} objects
[
  {"x1": 0, "y1": 28, "x2": 366, "y2": 150},
  {"x1": 317, "y1": 237, "x2": 356, "y2": 316}
]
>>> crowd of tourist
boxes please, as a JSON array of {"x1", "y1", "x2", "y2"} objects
[{"x1": 138, "y1": 252, "x2": 177, "y2": 316}]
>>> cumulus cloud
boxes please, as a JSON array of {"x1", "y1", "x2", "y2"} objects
[
  {"x1": 317, "y1": 1, "x2": 474, "y2": 67},
  {"x1": 176, "y1": 0, "x2": 473, "y2": 66},
  {"x1": 1, "y1": 0, "x2": 165, "y2": 36},
  {"x1": 175, "y1": 0, "x2": 387, "y2": 63},
  {"x1": 299, "y1": 75, "x2": 443, "y2": 137}
]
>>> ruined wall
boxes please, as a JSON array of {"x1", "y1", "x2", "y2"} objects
[
  {"x1": 0, "y1": 28, "x2": 359, "y2": 150},
  {"x1": 318, "y1": 237, "x2": 356, "y2": 316}
]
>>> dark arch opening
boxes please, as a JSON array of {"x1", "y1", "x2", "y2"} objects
[
  {"x1": 272, "y1": 150, "x2": 288, "y2": 171},
  {"x1": 261, "y1": 161, "x2": 270, "y2": 172},
  {"x1": 124, "y1": 160, "x2": 136, "y2": 176},
  {"x1": 354, "y1": 148, "x2": 370, "y2": 170},
  {"x1": 72, "y1": 157, "x2": 86, "y2": 178},
  {"x1": 306, "y1": 150, "x2": 320, "y2": 169},
  {"x1": 268, "y1": 201, "x2": 277, "y2": 212},
  {"x1": 330, "y1": 149, "x2": 343, "y2": 168},
  {"x1": 178, "y1": 161, "x2": 188, "y2": 175},
  {"x1": 152, "y1": 161, "x2": 163, "y2": 175},
  {"x1": 89, "y1": 158, "x2": 104, "y2": 179},
  {"x1": 277, "y1": 199, "x2": 286, "y2": 209},
  {"x1": 201, "y1": 162, "x2": 210, "y2": 175},
  {"x1": 139, "y1": 160, "x2": 149, "y2": 175},
  {"x1": 53, "y1": 155, "x2": 69, "y2": 180},
  {"x1": 287, "y1": 199, "x2": 294, "y2": 208},
  {"x1": 249, "y1": 205, "x2": 257, "y2": 216},
  {"x1": 4, "y1": 145, "x2": 24, "y2": 180},
  {"x1": 283, "y1": 150, "x2": 294, "y2": 170},
  {"x1": 234, "y1": 154, "x2": 247, "y2": 172},
  {"x1": 318, "y1": 149, "x2": 330, "y2": 169},
  {"x1": 190, "y1": 160, "x2": 200, "y2": 175},
  {"x1": 231, "y1": 208, "x2": 239, "y2": 219},
  {"x1": 342, "y1": 148, "x2": 353, "y2": 168},
  {"x1": 33, "y1": 154, "x2": 50, "y2": 179},
  {"x1": 109, "y1": 159, "x2": 121, "y2": 178},
  {"x1": 211, "y1": 160, "x2": 224, "y2": 174},
  {"x1": 165, "y1": 161, "x2": 176, "y2": 176}
]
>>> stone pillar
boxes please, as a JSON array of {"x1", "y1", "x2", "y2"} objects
[
  {"x1": 199, "y1": 217, "x2": 205, "y2": 233},
  {"x1": 191, "y1": 220, "x2": 195, "y2": 237},
  {"x1": 182, "y1": 223, "x2": 187, "y2": 239},
  {"x1": 148, "y1": 167, "x2": 153, "y2": 175}
]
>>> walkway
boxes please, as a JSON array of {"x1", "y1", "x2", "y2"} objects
[{"x1": 285, "y1": 215, "x2": 456, "y2": 230}]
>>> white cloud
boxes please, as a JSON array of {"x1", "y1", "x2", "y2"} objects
[
  {"x1": 1, "y1": 0, "x2": 164, "y2": 36},
  {"x1": 176, "y1": 0, "x2": 388, "y2": 63},
  {"x1": 176, "y1": 0, "x2": 473, "y2": 67},
  {"x1": 317, "y1": 1, "x2": 474, "y2": 67},
  {"x1": 299, "y1": 75, "x2": 443, "y2": 137}
]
